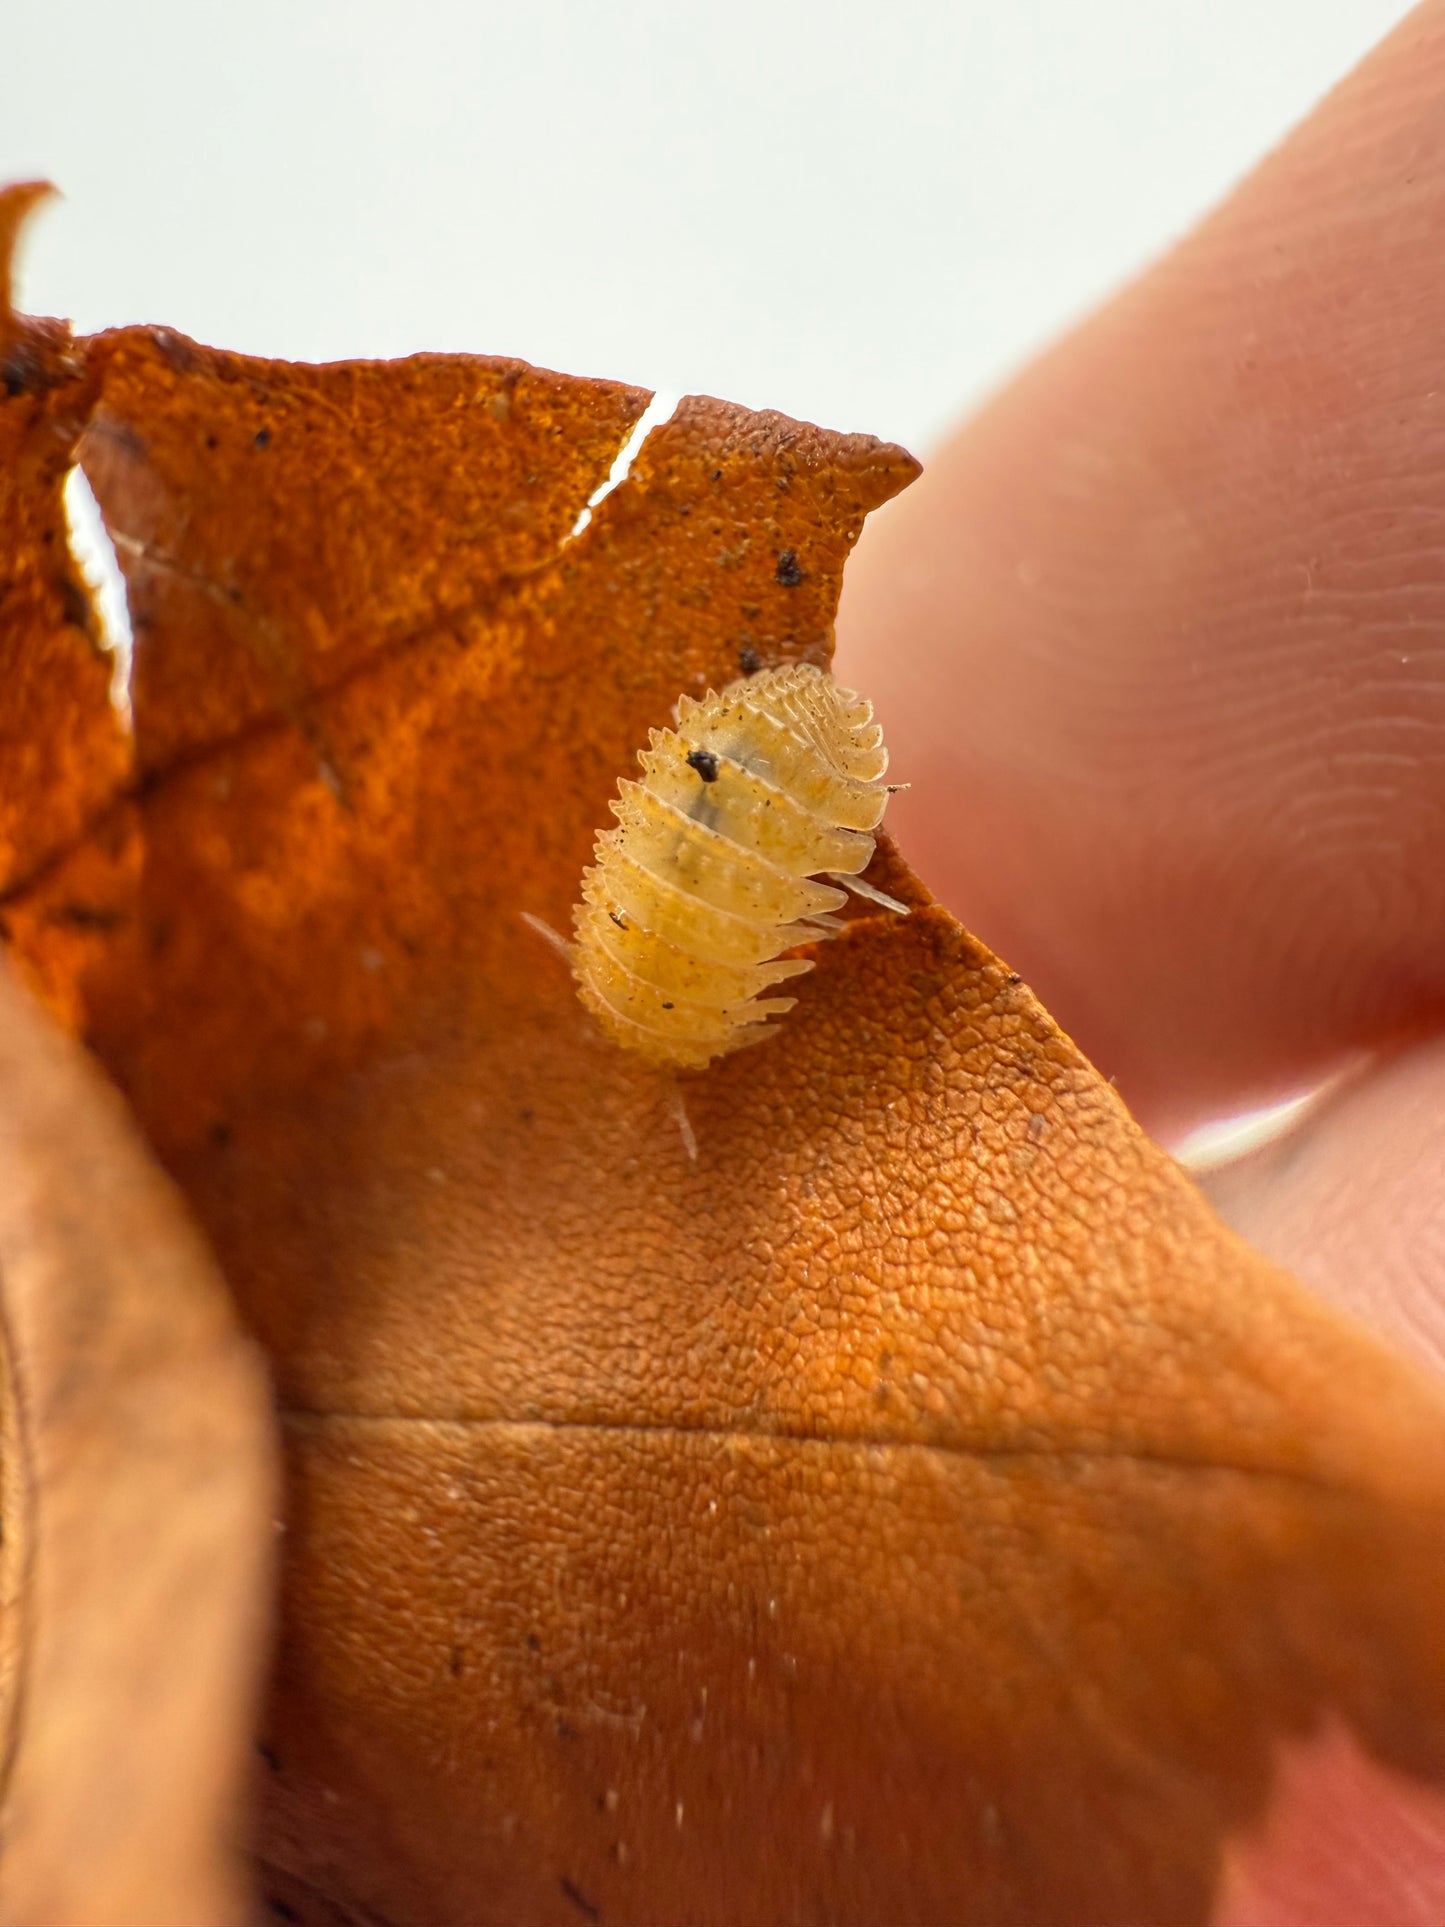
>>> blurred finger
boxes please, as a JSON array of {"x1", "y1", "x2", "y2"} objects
[
  {"x1": 838, "y1": 0, "x2": 1445, "y2": 1138},
  {"x1": 1198, "y1": 1036, "x2": 1445, "y2": 1925},
  {"x1": 1204, "y1": 1036, "x2": 1445, "y2": 1377}
]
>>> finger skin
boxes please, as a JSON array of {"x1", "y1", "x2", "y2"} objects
[
  {"x1": 838, "y1": 0, "x2": 1445, "y2": 1137},
  {"x1": 840, "y1": 6, "x2": 1445, "y2": 1916},
  {"x1": 1204, "y1": 1037, "x2": 1445, "y2": 1380},
  {"x1": 1217, "y1": 1723, "x2": 1445, "y2": 1927},
  {"x1": 1202, "y1": 1038, "x2": 1445, "y2": 1923}
]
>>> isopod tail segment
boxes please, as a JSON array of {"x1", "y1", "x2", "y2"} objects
[
  {"x1": 520, "y1": 911, "x2": 700, "y2": 1162},
  {"x1": 518, "y1": 884, "x2": 891, "y2": 1166}
]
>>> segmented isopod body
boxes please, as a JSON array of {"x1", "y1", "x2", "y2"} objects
[{"x1": 570, "y1": 661, "x2": 902, "y2": 1071}]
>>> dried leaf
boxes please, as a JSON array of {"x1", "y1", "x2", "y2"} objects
[
  {"x1": 0, "y1": 955, "x2": 277, "y2": 1927},
  {"x1": 0, "y1": 184, "x2": 128, "y2": 892},
  {"x1": 4, "y1": 181, "x2": 1445, "y2": 1926}
]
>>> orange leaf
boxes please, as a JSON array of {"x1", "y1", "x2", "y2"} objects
[
  {"x1": 0, "y1": 184, "x2": 128, "y2": 894},
  {"x1": 4, "y1": 180, "x2": 1445, "y2": 1926}
]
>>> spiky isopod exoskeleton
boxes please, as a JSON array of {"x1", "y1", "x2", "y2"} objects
[{"x1": 566, "y1": 661, "x2": 906, "y2": 1071}]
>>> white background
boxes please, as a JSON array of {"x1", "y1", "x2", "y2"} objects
[{"x1": 1, "y1": 1, "x2": 1416, "y2": 460}]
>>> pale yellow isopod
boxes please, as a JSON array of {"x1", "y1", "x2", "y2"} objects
[{"x1": 561, "y1": 661, "x2": 907, "y2": 1073}]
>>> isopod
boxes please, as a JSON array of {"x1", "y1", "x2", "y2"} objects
[{"x1": 559, "y1": 661, "x2": 906, "y2": 1072}]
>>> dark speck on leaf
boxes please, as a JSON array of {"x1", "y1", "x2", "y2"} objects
[
  {"x1": 775, "y1": 549, "x2": 805, "y2": 588},
  {"x1": 58, "y1": 574, "x2": 92, "y2": 632},
  {"x1": 561, "y1": 1877, "x2": 602, "y2": 1923},
  {"x1": 152, "y1": 328, "x2": 201, "y2": 375},
  {"x1": 210, "y1": 1120, "x2": 234, "y2": 1149},
  {"x1": 2, "y1": 352, "x2": 34, "y2": 397},
  {"x1": 737, "y1": 645, "x2": 763, "y2": 676},
  {"x1": 608, "y1": 910, "x2": 627, "y2": 929},
  {"x1": 1006, "y1": 972, "x2": 1022, "y2": 986},
  {"x1": 1, "y1": 339, "x2": 57, "y2": 398},
  {"x1": 256, "y1": 1740, "x2": 282, "y2": 1772},
  {"x1": 661, "y1": 1002, "x2": 674, "y2": 1011},
  {"x1": 254, "y1": 426, "x2": 271, "y2": 450},
  {"x1": 266, "y1": 1901, "x2": 300, "y2": 1923},
  {"x1": 93, "y1": 416, "x2": 148, "y2": 464},
  {"x1": 48, "y1": 901, "x2": 123, "y2": 933},
  {"x1": 686, "y1": 749, "x2": 720, "y2": 783}
]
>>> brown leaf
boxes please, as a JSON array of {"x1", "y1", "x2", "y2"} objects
[
  {"x1": 0, "y1": 184, "x2": 128, "y2": 898},
  {"x1": 4, "y1": 180, "x2": 1445, "y2": 1925},
  {"x1": 0, "y1": 952, "x2": 277, "y2": 1927}
]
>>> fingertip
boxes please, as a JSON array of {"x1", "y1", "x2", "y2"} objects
[
  {"x1": 839, "y1": 3, "x2": 1445, "y2": 1132},
  {"x1": 1216, "y1": 1722, "x2": 1445, "y2": 1927}
]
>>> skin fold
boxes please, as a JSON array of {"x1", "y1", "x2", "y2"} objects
[{"x1": 837, "y1": 3, "x2": 1445, "y2": 1918}]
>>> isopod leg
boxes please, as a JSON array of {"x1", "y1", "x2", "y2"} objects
[
  {"x1": 519, "y1": 910, "x2": 574, "y2": 963},
  {"x1": 825, "y1": 873, "x2": 910, "y2": 916},
  {"x1": 796, "y1": 912, "x2": 850, "y2": 940},
  {"x1": 662, "y1": 1076, "x2": 698, "y2": 1163}
]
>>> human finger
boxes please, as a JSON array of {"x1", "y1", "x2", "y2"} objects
[{"x1": 838, "y1": 0, "x2": 1445, "y2": 1140}]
